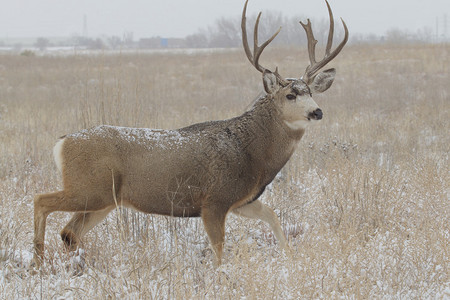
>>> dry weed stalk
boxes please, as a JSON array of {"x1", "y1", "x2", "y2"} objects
[{"x1": 0, "y1": 43, "x2": 448, "y2": 298}]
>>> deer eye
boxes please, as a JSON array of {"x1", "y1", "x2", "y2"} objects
[{"x1": 286, "y1": 94, "x2": 296, "y2": 101}]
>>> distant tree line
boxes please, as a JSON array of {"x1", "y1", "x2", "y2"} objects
[
  {"x1": 185, "y1": 12, "x2": 339, "y2": 48},
  {"x1": 2, "y1": 12, "x2": 444, "y2": 53},
  {"x1": 184, "y1": 12, "x2": 441, "y2": 47}
]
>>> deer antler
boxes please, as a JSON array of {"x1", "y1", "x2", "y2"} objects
[
  {"x1": 241, "y1": 0, "x2": 287, "y2": 84},
  {"x1": 300, "y1": 0, "x2": 348, "y2": 84}
]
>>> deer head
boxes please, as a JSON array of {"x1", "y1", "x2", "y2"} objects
[{"x1": 242, "y1": 0, "x2": 348, "y2": 130}]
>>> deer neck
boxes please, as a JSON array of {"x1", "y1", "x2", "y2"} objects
[{"x1": 240, "y1": 96, "x2": 305, "y2": 181}]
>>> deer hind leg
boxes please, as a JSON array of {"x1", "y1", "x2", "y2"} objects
[
  {"x1": 33, "y1": 191, "x2": 65, "y2": 267},
  {"x1": 232, "y1": 200, "x2": 291, "y2": 255},
  {"x1": 33, "y1": 190, "x2": 111, "y2": 268},
  {"x1": 201, "y1": 207, "x2": 227, "y2": 266},
  {"x1": 61, "y1": 206, "x2": 114, "y2": 251}
]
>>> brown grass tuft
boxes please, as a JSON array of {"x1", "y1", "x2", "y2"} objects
[{"x1": 0, "y1": 44, "x2": 448, "y2": 298}]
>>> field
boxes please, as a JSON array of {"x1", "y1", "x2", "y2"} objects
[{"x1": 0, "y1": 44, "x2": 448, "y2": 298}]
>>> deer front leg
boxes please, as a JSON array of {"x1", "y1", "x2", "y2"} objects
[
  {"x1": 233, "y1": 200, "x2": 292, "y2": 256},
  {"x1": 201, "y1": 207, "x2": 227, "y2": 266}
]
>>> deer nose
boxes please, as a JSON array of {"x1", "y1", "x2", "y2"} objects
[{"x1": 309, "y1": 108, "x2": 323, "y2": 120}]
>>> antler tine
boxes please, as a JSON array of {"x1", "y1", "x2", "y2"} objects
[
  {"x1": 242, "y1": 0, "x2": 282, "y2": 74},
  {"x1": 300, "y1": 0, "x2": 349, "y2": 83},
  {"x1": 300, "y1": 19, "x2": 317, "y2": 71},
  {"x1": 241, "y1": 0, "x2": 254, "y2": 69},
  {"x1": 325, "y1": 0, "x2": 334, "y2": 56}
]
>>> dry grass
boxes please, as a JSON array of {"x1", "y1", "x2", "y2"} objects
[{"x1": 0, "y1": 44, "x2": 449, "y2": 299}]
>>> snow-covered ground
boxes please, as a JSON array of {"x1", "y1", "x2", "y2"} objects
[{"x1": 0, "y1": 44, "x2": 448, "y2": 298}]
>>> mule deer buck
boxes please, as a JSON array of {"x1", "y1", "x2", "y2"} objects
[{"x1": 32, "y1": 0, "x2": 348, "y2": 267}]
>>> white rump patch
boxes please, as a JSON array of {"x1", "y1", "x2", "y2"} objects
[{"x1": 53, "y1": 138, "x2": 65, "y2": 173}]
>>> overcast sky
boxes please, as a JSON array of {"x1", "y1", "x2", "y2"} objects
[{"x1": 0, "y1": 0, "x2": 449, "y2": 39}]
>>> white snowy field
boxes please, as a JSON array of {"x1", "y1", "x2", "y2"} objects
[{"x1": 0, "y1": 44, "x2": 448, "y2": 298}]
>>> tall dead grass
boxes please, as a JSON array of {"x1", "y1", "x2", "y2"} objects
[{"x1": 0, "y1": 44, "x2": 448, "y2": 298}]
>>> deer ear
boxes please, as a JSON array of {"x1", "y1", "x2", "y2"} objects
[
  {"x1": 263, "y1": 70, "x2": 280, "y2": 94},
  {"x1": 311, "y1": 68, "x2": 336, "y2": 93}
]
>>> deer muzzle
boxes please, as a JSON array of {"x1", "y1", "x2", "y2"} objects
[{"x1": 308, "y1": 108, "x2": 323, "y2": 120}]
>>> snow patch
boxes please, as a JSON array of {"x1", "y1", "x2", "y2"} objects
[{"x1": 68, "y1": 125, "x2": 200, "y2": 150}]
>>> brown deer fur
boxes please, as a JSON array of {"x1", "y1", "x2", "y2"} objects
[{"x1": 32, "y1": 0, "x2": 348, "y2": 267}]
